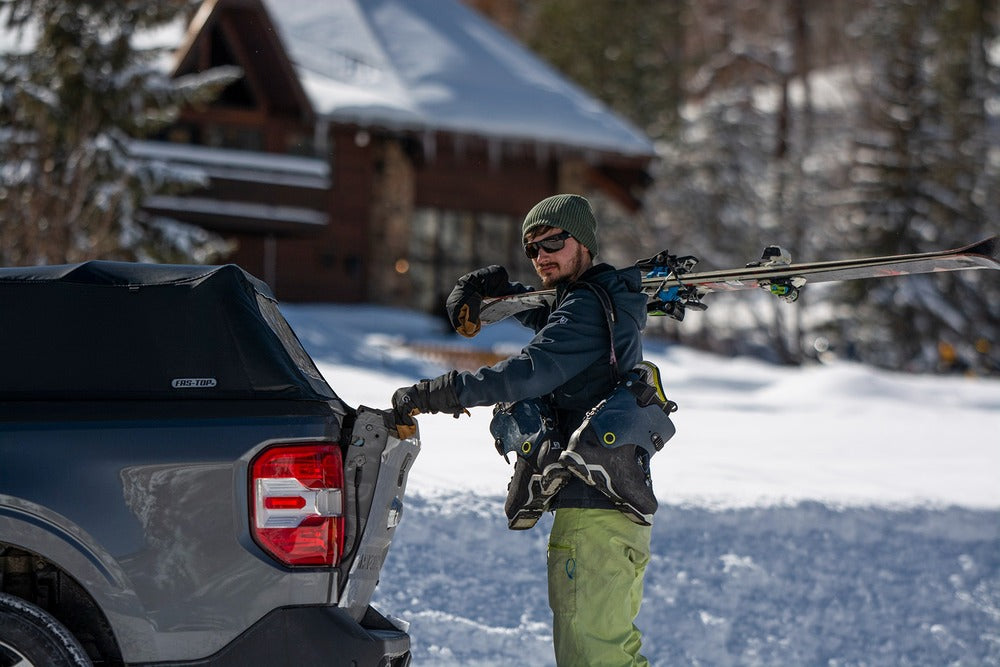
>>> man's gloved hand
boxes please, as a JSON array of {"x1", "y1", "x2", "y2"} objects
[
  {"x1": 391, "y1": 371, "x2": 467, "y2": 425},
  {"x1": 446, "y1": 265, "x2": 511, "y2": 337}
]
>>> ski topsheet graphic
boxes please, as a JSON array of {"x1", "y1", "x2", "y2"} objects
[{"x1": 479, "y1": 236, "x2": 999, "y2": 326}]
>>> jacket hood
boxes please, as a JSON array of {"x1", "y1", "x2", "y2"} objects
[{"x1": 571, "y1": 263, "x2": 648, "y2": 331}]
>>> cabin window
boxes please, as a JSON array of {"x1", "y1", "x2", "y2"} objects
[{"x1": 408, "y1": 208, "x2": 519, "y2": 312}]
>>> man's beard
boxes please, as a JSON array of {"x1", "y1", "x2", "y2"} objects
[{"x1": 537, "y1": 245, "x2": 587, "y2": 288}]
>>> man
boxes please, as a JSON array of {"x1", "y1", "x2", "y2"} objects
[{"x1": 391, "y1": 194, "x2": 652, "y2": 666}]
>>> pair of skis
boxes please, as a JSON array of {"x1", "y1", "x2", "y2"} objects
[{"x1": 478, "y1": 237, "x2": 999, "y2": 325}]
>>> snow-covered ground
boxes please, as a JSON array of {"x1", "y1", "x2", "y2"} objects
[{"x1": 282, "y1": 304, "x2": 1000, "y2": 666}]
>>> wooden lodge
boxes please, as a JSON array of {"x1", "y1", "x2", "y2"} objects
[{"x1": 144, "y1": 0, "x2": 655, "y2": 308}]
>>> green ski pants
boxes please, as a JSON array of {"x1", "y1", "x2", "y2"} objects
[{"x1": 547, "y1": 507, "x2": 652, "y2": 666}]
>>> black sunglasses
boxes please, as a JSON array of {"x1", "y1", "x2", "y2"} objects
[{"x1": 523, "y1": 230, "x2": 572, "y2": 259}]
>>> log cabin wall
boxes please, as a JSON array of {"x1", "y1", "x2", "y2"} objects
[{"x1": 259, "y1": 125, "x2": 374, "y2": 302}]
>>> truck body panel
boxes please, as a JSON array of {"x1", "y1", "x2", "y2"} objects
[{"x1": 0, "y1": 262, "x2": 414, "y2": 665}]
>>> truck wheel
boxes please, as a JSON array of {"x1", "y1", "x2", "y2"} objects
[{"x1": 0, "y1": 592, "x2": 91, "y2": 667}]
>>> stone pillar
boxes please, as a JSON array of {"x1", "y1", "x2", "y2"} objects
[{"x1": 369, "y1": 138, "x2": 416, "y2": 305}]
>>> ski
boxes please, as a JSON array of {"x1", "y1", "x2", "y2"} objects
[{"x1": 478, "y1": 236, "x2": 999, "y2": 325}]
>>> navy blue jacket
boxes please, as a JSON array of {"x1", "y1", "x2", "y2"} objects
[{"x1": 454, "y1": 263, "x2": 647, "y2": 508}]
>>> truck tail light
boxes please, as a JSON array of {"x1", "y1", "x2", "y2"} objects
[{"x1": 250, "y1": 443, "x2": 345, "y2": 566}]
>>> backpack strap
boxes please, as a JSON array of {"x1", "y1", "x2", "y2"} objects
[{"x1": 568, "y1": 280, "x2": 620, "y2": 383}]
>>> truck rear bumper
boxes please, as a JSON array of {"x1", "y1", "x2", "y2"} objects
[{"x1": 139, "y1": 605, "x2": 410, "y2": 667}]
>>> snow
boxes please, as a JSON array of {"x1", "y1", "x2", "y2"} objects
[
  {"x1": 129, "y1": 140, "x2": 330, "y2": 182},
  {"x1": 281, "y1": 303, "x2": 1000, "y2": 665},
  {"x1": 263, "y1": 0, "x2": 654, "y2": 157},
  {"x1": 1, "y1": 1, "x2": 653, "y2": 158},
  {"x1": 0, "y1": 593, "x2": 90, "y2": 663}
]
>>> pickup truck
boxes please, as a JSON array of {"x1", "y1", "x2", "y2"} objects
[{"x1": 0, "y1": 261, "x2": 418, "y2": 666}]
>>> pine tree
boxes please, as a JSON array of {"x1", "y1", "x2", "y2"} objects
[
  {"x1": 0, "y1": 0, "x2": 239, "y2": 265},
  {"x1": 644, "y1": 0, "x2": 839, "y2": 362},
  {"x1": 829, "y1": 0, "x2": 1000, "y2": 373},
  {"x1": 523, "y1": 0, "x2": 686, "y2": 139}
]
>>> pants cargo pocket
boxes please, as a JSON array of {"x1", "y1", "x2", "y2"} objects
[{"x1": 547, "y1": 541, "x2": 577, "y2": 617}]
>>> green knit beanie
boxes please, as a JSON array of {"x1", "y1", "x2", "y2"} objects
[{"x1": 522, "y1": 194, "x2": 599, "y2": 259}]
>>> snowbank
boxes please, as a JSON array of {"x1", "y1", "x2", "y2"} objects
[{"x1": 280, "y1": 303, "x2": 1000, "y2": 666}]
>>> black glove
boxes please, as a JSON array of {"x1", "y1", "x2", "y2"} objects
[
  {"x1": 391, "y1": 371, "x2": 466, "y2": 424},
  {"x1": 446, "y1": 265, "x2": 511, "y2": 337}
]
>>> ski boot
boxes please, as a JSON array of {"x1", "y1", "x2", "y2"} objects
[
  {"x1": 491, "y1": 400, "x2": 570, "y2": 530},
  {"x1": 558, "y1": 435, "x2": 658, "y2": 526},
  {"x1": 503, "y1": 440, "x2": 570, "y2": 530},
  {"x1": 558, "y1": 362, "x2": 676, "y2": 526}
]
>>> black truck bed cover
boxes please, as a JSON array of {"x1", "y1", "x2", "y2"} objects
[{"x1": 0, "y1": 261, "x2": 338, "y2": 401}]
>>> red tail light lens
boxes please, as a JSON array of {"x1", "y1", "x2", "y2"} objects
[{"x1": 250, "y1": 443, "x2": 345, "y2": 566}]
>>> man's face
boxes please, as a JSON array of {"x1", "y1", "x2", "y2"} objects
[{"x1": 525, "y1": 228, "x2": 591, "y2": 288}]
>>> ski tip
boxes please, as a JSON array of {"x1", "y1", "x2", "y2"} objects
[{"x1": 967, "y1": 236, "x2": 999, "y2": 263}]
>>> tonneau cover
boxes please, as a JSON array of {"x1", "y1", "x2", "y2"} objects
[{"x1": 0, "y1": 261, "x2": 339, "y2": 401}]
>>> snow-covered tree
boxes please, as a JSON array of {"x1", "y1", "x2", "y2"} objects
[
  {"x1": 0, "y1": 0, "x2": 239, "y2": 265},
  {"x1": 521, "y1": 0, "x2": 998, "y2": 374},
  {"x1": 523, "y1": 0, "x2": 685, "y2": 139},
  {"x1": 643, "y1": 0, "x2": 842, "y2": 364},
  {"x1": 826, "y1": 0, "x2": 1000, "y2": 373}
]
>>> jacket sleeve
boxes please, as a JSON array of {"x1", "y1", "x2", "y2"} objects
[
  {"x1": 453, "y1": 288, "x2": 610, "y2": 407},
  {"x1": 512, "y1": 300, "x2": 550, "y2": 332}
]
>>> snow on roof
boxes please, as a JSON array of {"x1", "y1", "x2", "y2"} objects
[
  {"x1": 263, "y1": 0, "x2": 654, "y2": 158},
  {"x1": 131, "y1": 140, "x2": 330, "y2": 184},
  {"x1": 0, "y1": 0, "x2": 653, "y2": 158}
]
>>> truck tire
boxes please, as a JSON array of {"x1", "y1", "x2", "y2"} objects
[{"x1": 0, "y1": 592, "x2": 91, "y2": 667}]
